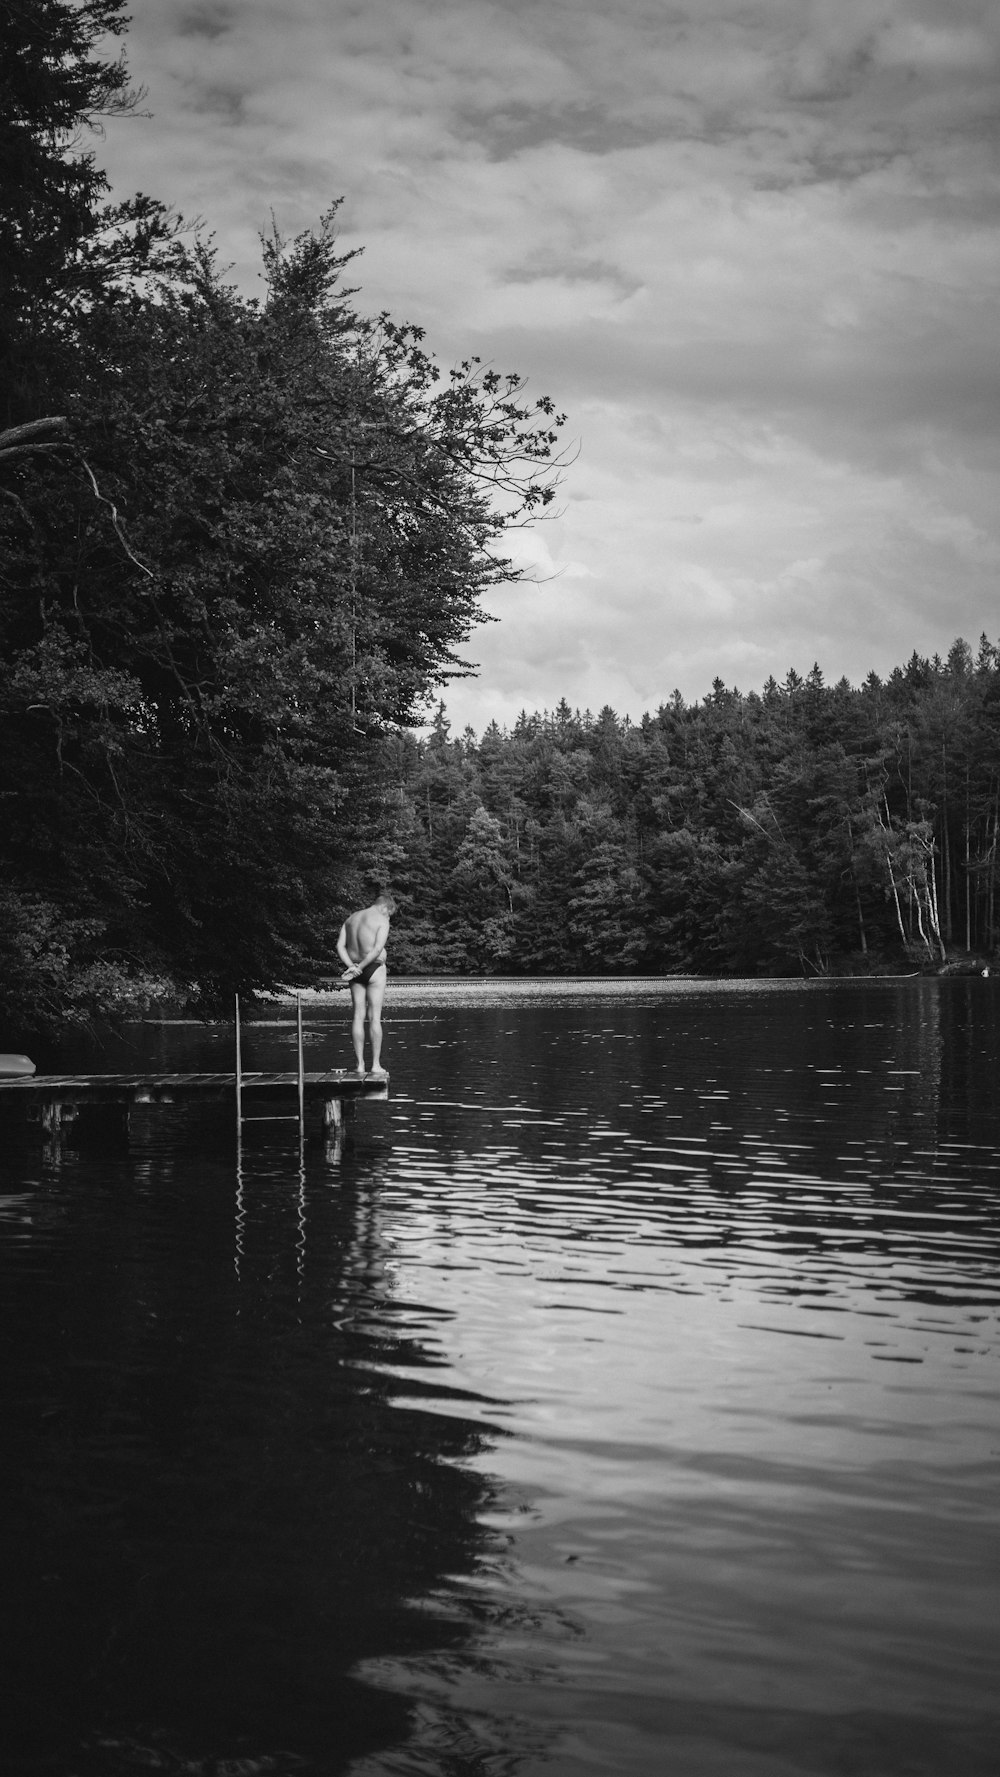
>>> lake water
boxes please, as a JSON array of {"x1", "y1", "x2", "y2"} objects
[{"x1": 1, "y1": 979, "x2": 999, "y2": 1776}]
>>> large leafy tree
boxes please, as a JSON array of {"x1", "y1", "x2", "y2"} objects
[
  {"x1": 0, "y1": 9, "x2": 566, "y2": 1031},
  {"x1": 0, "y1": 0, "x2": 178, "y2": 426}
]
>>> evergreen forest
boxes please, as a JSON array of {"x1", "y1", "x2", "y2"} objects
[{"x1": 386, "y1": 644, "x2": 1000, "y2": 980}]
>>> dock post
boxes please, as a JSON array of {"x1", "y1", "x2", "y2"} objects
[
  {"x1": 322, "y1": 1093, "x2": 343, "y2": 1164},
  {"x1": 40, "y1": 1096, "x2": 77, "y2": 1148},
  {"x1": 296, "y1": 992, "x2": 305, "y2": 1138},
  {"x1": 235, "y1": 994, "x2": 243, "y2": 1141},
  {"x1": 41, "y1": 1097, "x2": 63, "y2": 1137}
]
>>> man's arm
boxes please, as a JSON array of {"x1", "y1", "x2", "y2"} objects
[
  {"x1": 353, "y1": 913, "x2": 389, "y2": 972},
  {"x1": 336, "y1": 923, "x2": 356, "y2": 977}
]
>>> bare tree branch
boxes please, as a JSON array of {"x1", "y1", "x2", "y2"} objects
[
  {"x1": 78, "y1": 458, "x2": 154, "y2": 579},
  {"x1": 0, "y1": 416, "x2": 70, "y2": 451}
]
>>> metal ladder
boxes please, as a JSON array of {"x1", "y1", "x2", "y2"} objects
[{"x1": 234, "y1": 992, "x2": 306, "y2": 1141}]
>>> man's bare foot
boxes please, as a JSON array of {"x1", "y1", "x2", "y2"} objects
[{"x1": 367, "y1": 1065, "x2": 388, "y2": 1078}]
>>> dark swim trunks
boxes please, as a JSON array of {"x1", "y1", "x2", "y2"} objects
[{"x1": 353, "y1": 957, "x2": 386, "y2": 987}]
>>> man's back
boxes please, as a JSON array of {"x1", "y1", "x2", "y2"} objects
[{"x1": 342, "y1": 902, "x2": 389, "y2": 963}]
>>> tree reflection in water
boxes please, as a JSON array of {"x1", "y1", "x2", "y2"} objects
[{"x1": 0, "y1": 1136, "x2": 542, "y2": 1776}]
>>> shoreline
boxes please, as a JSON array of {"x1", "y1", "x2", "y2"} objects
[{"x1": 270, "y1": 972, "x2": 932, "y2": 1008}]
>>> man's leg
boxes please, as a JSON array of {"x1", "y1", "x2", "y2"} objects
[
  {"x1": 366, "y1": 967, "x2": 387, "y2": 1074},
  {"x1": 349, "y1": 981, "x2": 367, "y2": 1072}
]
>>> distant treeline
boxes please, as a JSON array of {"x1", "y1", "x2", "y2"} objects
[{"x1": 383, "y1": 640, "x2": 1000, "y2": 977}]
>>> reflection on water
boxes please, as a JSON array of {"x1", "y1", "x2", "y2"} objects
[{"x1": 1, "y1": 980, "x2": 999, "y2": 1775}]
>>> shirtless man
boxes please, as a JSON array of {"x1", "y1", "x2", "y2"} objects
[{"x1": 336, "y1": 892, "x2": 396, "y2": 1076}]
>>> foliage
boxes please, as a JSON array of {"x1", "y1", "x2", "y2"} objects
[
  {"x1": 0, "y1": 0, "x2": 185, "y2": 424},
  {"x1": 391, "y1": 643, "x2": 1000, "y2": 978},
  {"x1": 0, "y1": 6, "x2": 566, "y2": 1031}
]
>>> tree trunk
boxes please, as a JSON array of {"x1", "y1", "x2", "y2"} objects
[
  {"x1": 942, "y1": 758, "x2": 952, "y2": 941},
  {"x1": 965, "y1": 797, "x2": 972, "y2": 953},
  {"x1": 923, "y1": 841, "x2": 946, "y2": 963},
  {"x1": 988, "y1": 784, "x2": 999, "y2": 955}
]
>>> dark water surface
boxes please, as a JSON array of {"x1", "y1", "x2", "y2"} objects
[{"x1": 2, "y1": 980, "x2": 999, "y2": 1776}]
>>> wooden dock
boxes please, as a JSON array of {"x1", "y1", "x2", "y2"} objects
[
  {"x1": 0, "y1": 996, "x2": 387, "y2": 1145},
  {"x1": 0, "y1": 1069, "x2": 387, "y2": 1139}
]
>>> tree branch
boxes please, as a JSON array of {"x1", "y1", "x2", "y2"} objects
[
  {"x1": 78, "y1": 458, "x2": 154, "y2": 578},
  {"x1": 0, "y1": 416, "x2": 70, "y2": 451}
]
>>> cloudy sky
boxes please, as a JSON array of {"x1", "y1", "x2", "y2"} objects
[{"x1": 99, "y1": 0, "x2": 1000, "y2": 732}]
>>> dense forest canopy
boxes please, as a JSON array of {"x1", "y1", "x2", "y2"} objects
[
  {"x1": 0, "y1": 0, "x2": 564, "y2": 1031},
  {"x1": 387, "y1": 642, "x2": 1000, "y2": 980}
]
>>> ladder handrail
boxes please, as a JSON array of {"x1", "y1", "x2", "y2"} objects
[
  {"x1": 236, "y1": 991, "x2": 307, "y2": 1142},
  {"x1": 235, "y1": 993, "x2": 243, "y2": 1134},
  {"x1": 297, "y1": 992, "x2": 305, "y2": 1130}
]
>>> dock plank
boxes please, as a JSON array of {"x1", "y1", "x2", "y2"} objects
[{"x1": 0, "y1": 1071, "x2": 388, "y2": 1104}]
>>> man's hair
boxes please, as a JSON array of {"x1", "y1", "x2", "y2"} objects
[{"x1": 376, "y1": 890, "x2": 398, "y2": 914}]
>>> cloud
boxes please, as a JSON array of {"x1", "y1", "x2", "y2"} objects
[{"x1": 100, "y1": 0, "x2": 1000, "y2": 731}]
